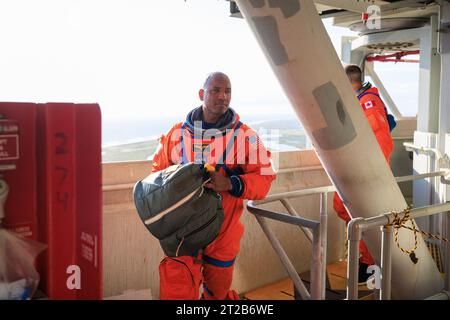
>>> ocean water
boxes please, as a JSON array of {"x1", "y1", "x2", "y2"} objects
[
  {"x1": 102, "y1": 113, "x2": 307, "y2": 150},
  {"x1": 102, "y1": 116, "x2": 181, "y2": 147}
]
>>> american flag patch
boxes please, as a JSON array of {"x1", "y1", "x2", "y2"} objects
[
  {"x1": 248, "y1": 136, "x2": 257, "y2": 144},
  {"x1": 248, "y1": 135, "x2": 263, "y2": 148}
]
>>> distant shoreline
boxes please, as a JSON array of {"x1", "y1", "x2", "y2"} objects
[{"x1": 101, "y1": 116, "x2": 308, "y2": 162}]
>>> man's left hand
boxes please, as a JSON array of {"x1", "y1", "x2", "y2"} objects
[{"x1": 204, "y1": 171, "x2": 232, "y2": 192}]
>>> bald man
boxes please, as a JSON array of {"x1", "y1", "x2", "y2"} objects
[{"x1": 151, "y1": 72, "x2": 276, "y2": 300}]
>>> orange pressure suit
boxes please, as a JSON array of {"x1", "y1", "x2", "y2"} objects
[
  {"x1": 333, "y1": 85, "x2": 394, "y2": 265},
  {"x1": 152, "y1": 107, "x2": 276, "y2": 300}
]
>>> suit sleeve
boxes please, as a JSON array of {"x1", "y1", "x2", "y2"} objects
[
  {"x1": 151, "y1": 125, "x2": 181, "y2": 173},
  {"x1": 359, "y1": 95, "x2": 393, "y2": 162},
  {"x1": 231, "y1": 130, "x2": 276, "y2": 200}
]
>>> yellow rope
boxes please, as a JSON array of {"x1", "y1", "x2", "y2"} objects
[
  {"x1": 342, "y1": 205, "x2": 449, "y2": 265},
  {"x1": 387, "y1": 205, "x2": 450, "y2": 263},
  {"x1": 388, "y1": 206, "x2": 418, "y2": 255}
]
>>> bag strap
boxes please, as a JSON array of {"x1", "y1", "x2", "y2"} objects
[
  {"x1": 357, "y1": 91, "x2": 381, "y2": 101},
  {"x1": 215, "y1": 121, "x2": 242, "y2": 175},
  {"x1": 179, "y1": 121, "x2": 243, "y2": 177},
  {"x1": 180, "y1": 123, "x2": 189, "y2": 165}
]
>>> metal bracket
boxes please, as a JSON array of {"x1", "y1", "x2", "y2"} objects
[{"x1": 441, "y1": 168, "x2": 450, "y2": 185}]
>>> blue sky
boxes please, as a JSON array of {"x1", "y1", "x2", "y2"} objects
[{"x1": 0, "y1": 0, "x2": 419, "y2": 122}]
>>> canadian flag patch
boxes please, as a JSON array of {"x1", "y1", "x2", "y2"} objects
[{"x1": 364, "y1": 100, "x2": 374, "y2": 109}]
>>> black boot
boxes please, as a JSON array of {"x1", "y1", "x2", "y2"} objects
[{"x1": 358, "y1": 262, "x2": 371, "y2": 285}]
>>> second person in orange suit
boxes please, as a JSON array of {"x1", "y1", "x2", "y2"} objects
[
  {"x1": 151, "y1": 72, "x2": 276, "y2": 300},
  {"x1": 333, "y1": 64, "x2": 395, "y2": 284}
]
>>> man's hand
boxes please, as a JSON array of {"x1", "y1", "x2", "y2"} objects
[{"x1": 204, "y1": 171, "x2": 232, "y2": 192}]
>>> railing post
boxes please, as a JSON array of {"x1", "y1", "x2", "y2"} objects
[
  {"x1": 310, "y1": 226, "x2": 321, "y2": 299},
  {"x1": 347, "y1": 217, "x2": 363, "y2": 300},
  {"x1": 381, "y1": 225, "x2": 393, "y2": 300},
  {"x1": 445, "y1": 211, "x2": 450, "y2": 291},
  {"x1": 310, "y1": 192, "x2": 328, "y2": 300},
  {"x1": 254, "y1": 215, "x2": 311, "y2": 300},
  {"x1": 319, "y1": 192, "x2": 328, "y2": 299}
]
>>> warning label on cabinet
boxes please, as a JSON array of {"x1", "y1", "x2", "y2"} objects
[
  {"x1": 0, "y1": 119, "x2": 19, "y2": 161},
  {"x1": 0, "y1": 135, "x2": 19, "y2": 161}
]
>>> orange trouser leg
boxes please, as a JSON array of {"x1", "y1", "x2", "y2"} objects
[
  {"x1": 159, "y1": 256, "x2": 202, "y2": 300},
  {"x1": 202, "y1": 263, "x2": 237, "y2": 300},
  {"x1": 333, "y1": 192, "x2": 375, "y2": 266},
  {"x1": 201, "y1": 218, "x2": 244, "y2": 300}
]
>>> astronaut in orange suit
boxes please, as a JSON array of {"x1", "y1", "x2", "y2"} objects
[
  {"x1": 333, "y1": 64, "x2": 395, "y2": 283},
  {"x1": 151, "y1": 72, "x2": 276, "y2": 300}
]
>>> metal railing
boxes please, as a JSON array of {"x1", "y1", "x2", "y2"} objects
[
  {"x1": 246, "y1": 170, "x2": 450, "y2": 300},
  {"x1": 248, "y1": 188, "x2": 330, "y2": 300},
  {"x1": 346, "y1": 194, "x2": 450, "y2": 300}
]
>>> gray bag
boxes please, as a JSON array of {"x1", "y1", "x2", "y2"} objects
[{"x1": 133, "y1": 163, "x2": 224, "y2": 257}]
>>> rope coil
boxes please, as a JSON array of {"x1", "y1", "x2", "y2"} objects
[
  {"x1": 343, "y1": 205, "x2": 450, "y2": 265},
  {"x1": 388, "y1": 206, "x2": 418, "y2": 255},
  {"x1": 387, "y1": 205, "x2": 450, "y2": 264}
]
